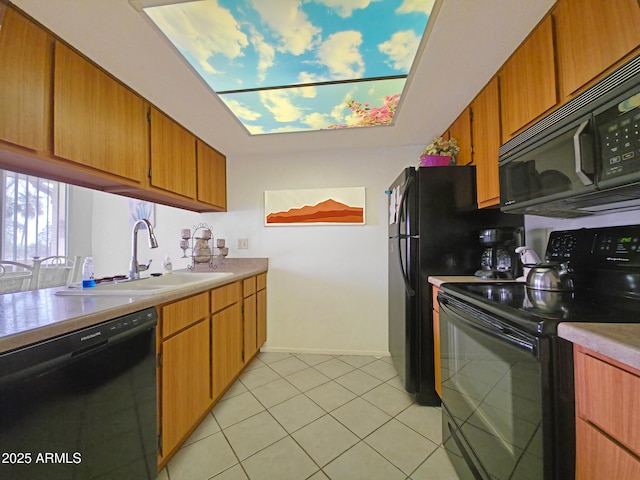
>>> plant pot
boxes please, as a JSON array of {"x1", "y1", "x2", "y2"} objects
[{"x1": 419, "y1": 154, "x2": 451, "y2": 166}]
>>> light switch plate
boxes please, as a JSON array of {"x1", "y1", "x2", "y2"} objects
[{"x1": 238, "y1": 238, "x2": 249, "y2": 249}]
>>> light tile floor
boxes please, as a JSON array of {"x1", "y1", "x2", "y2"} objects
[{"x1": 158, "y1": 352, "x2": 463, "y2": 480}]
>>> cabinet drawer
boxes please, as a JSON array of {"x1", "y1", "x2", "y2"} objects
[
  {"x1": 576, "y1": 418, "x2": 640, "y2": 480},
  {"x1": 575, "y1": 349, "x2": 640, "y2": 457},
  {"x1": 211, "y1": 281, "x2": 241, "y2": 313},
  {"x1": 243, "y1": 276, "x2": 256, "y2": 297},
  {"x1": 161, "y1": 292, "x2": 209, "y2": 338},
  {"x1": 256, "y1": 272, "x2": 266, "y2": 291}
]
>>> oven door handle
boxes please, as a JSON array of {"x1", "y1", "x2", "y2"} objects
[{"x1": 439, "y1": 297, "x2": 538, "y2": 356}]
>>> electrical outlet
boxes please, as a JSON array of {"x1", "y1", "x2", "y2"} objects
[{"x1": 238, "y1": 238, "x2": 249, "y2": 249}]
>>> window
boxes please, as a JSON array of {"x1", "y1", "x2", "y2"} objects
[{"x1": 1, "y1": 170, "x2": 68, "y2": 262}]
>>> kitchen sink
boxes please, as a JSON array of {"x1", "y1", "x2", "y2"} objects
[{"x1": 55, "y1": 272, "x2": 233, "y2": 296}]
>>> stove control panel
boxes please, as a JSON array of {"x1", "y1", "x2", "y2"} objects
[
  {"x1": 547, "y1": 226, "x2": 640, "y2": 268},
  {"x1": 593, "y1": 227, "x2": 640, "y2": 266},
  {"x1": 546, "y1": 231, "x2": 578, "y2": 262}
]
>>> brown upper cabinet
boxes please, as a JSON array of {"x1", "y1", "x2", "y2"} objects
[
  {"x1": 446, "y1": 107, "x2": 472, "y2": 166},
  {"x1": 149, "y1": 107, "x2": 197, "y2": 199},
  {"x1": 0, "y1": 5, "x2": 53, "y2": 152},
  {"x1": 197, "y1": 140, "x2": 227, "y2": 210},
  {"x1": 554, "y1": 0, "x2": 640, "y2": 99},
  {"x1": 499, "y1": 16, "x2": 557, "y2": 141},
  {"x1": 471, "y1": 77, "x2": 501, "y2": 208},
  {"x1": 54, "y1": 42, "x2": 148, "y2": 184}
]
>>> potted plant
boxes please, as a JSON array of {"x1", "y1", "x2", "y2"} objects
[{"x1": 419, "y1": 136, "x2": 460, "y2": 166}]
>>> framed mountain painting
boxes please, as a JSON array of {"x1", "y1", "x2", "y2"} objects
[{"x1": 264, "y1": 187, "x2": 365, "y2": 225}]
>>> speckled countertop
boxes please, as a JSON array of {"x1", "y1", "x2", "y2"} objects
[
  {"x1": 558, "y1": 323, "x2": 640, "y2": 371},
  {"x1": 0, "y1": 258, "x2": 268, "y2": 354},
  {"x1": 428, "y1": 275, "x2": 523, "y2": 287}
]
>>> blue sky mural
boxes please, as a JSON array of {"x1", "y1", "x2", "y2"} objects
[{"x1": 145, "y1": 0, "x2": 434, "y2": 134}]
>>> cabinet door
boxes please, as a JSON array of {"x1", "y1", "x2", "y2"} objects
[
  {"x1": 257, "y1": 288, "x2": 267, "y2": 348},
  {"x1": 432, "y1": 286, "x2": 441, "y2": 398},
  {"x1": 212, "y1": 303, "x2": 243, "y2": 400},
  {"x1": 54, "y1": 43, "x2": 147, "y2": 183},
  {"x1": 150, "y1": 107, "x2": 197, "y2": 198},
  {"x1": 197, "y1": 140, "x2": 227, "y2": 210},
  {"x1": 554, "y1": 0, "x2": 640, "y2": 98},
  {"x1": 471, "y1": 77, "x2": 501, "y2": 208},
  {"x1": 576, "y1": 419, "x2": 640, "y2": 480},
  {"x1": 0, "y1": 6, "x2": 53, "y2": 152},
  {"x1": 161, "y1": 319, "x2": 210, "y2": 457},
  {"x1": 243, "y1": 293, "x2": 257, "y2": 364},
  {"x1": 447, "y1": 107, "x2": 472, "y2": 166},
  {"x1": 500, "y1": 16, "x2": 557, "y2": 140}
]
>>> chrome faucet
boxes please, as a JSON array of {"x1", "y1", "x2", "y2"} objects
[{"x1": 129, "y1": 219, "x2": 159, "y2": 280}]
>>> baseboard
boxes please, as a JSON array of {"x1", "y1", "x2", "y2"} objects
[{"x1": 259, "y1": 345, "x2": 390, "y2": 357}]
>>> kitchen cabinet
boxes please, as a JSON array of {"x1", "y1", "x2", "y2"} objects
[
  {"x1": 0, "y1": 5, "x2": 53, "y2": 152},
  {"x1": 471, "y1": 77, "x2": 501, "y2": 208},
  {"x1": 197, "y1": 139, "x2": 227, "y2": 210},
  {"x1": 574, "y1": 345, "x2": 640, "y2": 479},
  {"x1": 446, "y1": 107, "x2": 472, "y2": 166},
  {"x1": 257, "y1": 273, "x2": 267, "y2": 347},
  {"x1": 242, "y1": 273, "x2": 267, "y2": 365},
  {"x1": 149, "y1": 107, "x2": 197, "y2": 199},
  {"x1": 158, "y1": 292, "x2": 211, "y2": 462},
  {"x1": 211, "y1": 282, "x2": 243, "y2": 401},
  {"x1": 243, "y1": 276, "x2": 258, "y2": 364},
  {"x1": 432, "y1": 285, "x2": 442, "y2": 399},
  {"x1": 54, "y1": 42, "x2": 148, "y2": 184},
  {"x1": 499, "y1": 16, "x2": 557, "y2": 140},
  {"x1": 554, "y1": 0, "x2": 640, "y2": 99}
]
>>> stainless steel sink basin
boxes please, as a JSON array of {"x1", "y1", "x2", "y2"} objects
[{"x1": 55, "y1": 272, "x2": 233, "y2": 296}]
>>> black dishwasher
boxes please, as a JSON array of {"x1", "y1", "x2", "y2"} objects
[{"x1": 0, "y1": 307, "x2": 158, "y2": 480}]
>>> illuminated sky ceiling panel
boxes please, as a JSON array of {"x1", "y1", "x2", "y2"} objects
[{"x1": 144, "y1": 0, "x2": 434, "y2": 134}]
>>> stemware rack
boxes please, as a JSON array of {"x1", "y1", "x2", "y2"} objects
[{"x1": 180, "y1": 223, "x2": 216, "y2": 271}]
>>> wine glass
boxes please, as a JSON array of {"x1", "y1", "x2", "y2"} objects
[{"x1": 180, "y1": 239, "x2": 189, "y2": 258}]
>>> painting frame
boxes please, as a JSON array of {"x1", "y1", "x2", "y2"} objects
[{"x1": 264, "y1": 187, "x2": 366, "y2": 226}]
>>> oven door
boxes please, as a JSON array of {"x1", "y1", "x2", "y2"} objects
[
  {"x1": 499, "y1": 114, "x2": 597, "y2": 214},
  {"x1": 438, "y1": 293, "x2": 548, "y2": 480}
]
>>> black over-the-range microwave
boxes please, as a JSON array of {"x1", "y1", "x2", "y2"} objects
[{"x1": 499, "y1": 54, "x2": 640, "y2": 218}]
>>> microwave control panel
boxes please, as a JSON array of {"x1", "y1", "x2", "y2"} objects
[{"x1": 597, "y1": 92, "x2": 640, "y2": 180}]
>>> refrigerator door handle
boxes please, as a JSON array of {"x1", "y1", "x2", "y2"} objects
[
  {"x1": 397, "y1": 175, "x2": 415, "y2": 297},
  {"x1": 397, "y1": 235, "x2": 415, "y2": 297}
]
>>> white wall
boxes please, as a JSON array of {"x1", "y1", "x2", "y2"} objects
[
  {"x1": 78, "y1": 143, "x2": 640, "y2": 357},
  {"x1": 524, "y1": 209, "x2": 640, "y2": 259},
  {"x1": 82, "y1": 145, "x2": 418, "y2": 356}
]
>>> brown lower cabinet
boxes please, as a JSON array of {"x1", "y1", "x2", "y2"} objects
[
  {"x1": 431, "y1": 285, "x2": 442, "y2": 399},
  {"x1": 574, "y1": 345, "x2": 640, "y2": 479},
  {"x1": 158, "y1": 292, "x2": 211, "y2": 464},
  {"x1": 157, "y1": 275, "x2": 267, "y2": 468}
]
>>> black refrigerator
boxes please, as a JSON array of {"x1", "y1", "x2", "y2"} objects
[{"x1": 387, "y1": 166, "x2": 523, "y2": 405}]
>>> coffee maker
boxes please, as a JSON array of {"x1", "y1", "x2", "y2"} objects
[{"x1": 474, "y1": 227, "x2": 523, "y2": 279}]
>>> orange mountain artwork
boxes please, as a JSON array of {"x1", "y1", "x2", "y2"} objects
[{"x1": 266, "y1": 199, "x2": 364, "y2": 224}]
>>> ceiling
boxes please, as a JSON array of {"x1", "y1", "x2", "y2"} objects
[{"x1": 12, "y1": 0, "x2": 555, "y2": 158}]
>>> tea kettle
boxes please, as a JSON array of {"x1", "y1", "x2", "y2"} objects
[{"x1": 525, "y1": 262, "x2": 574, "y2": 291}]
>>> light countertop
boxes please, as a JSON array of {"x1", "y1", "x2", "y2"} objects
[
  {"x1": 558, "y1": 323, "x2": 640, "y2": 371},
  {"x1": 0, "y1": 258, "x2": 268, "y2": 354},
  {"x1": 428, "y1": 275, "x2": 523, "y2": 287}
]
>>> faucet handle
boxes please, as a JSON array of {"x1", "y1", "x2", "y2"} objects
[{"x1": 139, "y1": 259, "x2": 153, "y2": 272}]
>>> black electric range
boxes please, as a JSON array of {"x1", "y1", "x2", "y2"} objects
[
  {"x1": 442, "y1": 224, "x2": 640, "y2": 335},
  {"x1": 441, "y1": 281, "x2": 640, "y2": 336},
  {"x1": 438, "y1": 224, "x2": 640, "y2": 480}
]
